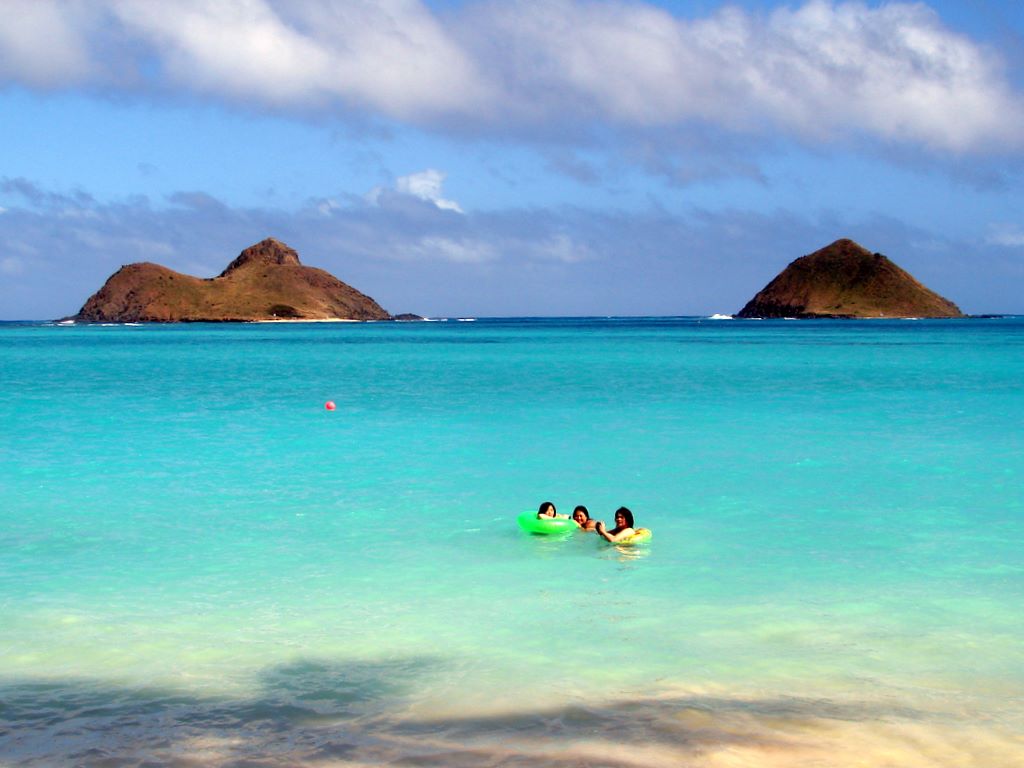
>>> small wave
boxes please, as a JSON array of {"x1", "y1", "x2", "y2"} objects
[
  {"x1": 457, "y1": 318, "x2": 476, "y2": 322},
  {"x1": 708, "y1": 313, "x2": 733, "y2": 320}
]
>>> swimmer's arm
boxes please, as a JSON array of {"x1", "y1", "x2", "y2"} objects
[{"x1": 595, "y1": 522, "x2": 634, "y2": 542}]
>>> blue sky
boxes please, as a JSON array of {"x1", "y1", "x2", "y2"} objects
[{"x1": 2, "y1": 0, "x2": 1023, "y2": 318}]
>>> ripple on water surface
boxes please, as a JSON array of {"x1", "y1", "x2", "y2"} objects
[{"x1": 1, "y1": 318, "x2": 1023, "y2": 765}]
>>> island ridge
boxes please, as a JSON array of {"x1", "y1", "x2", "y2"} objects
[
  {"x1": 74, "y1": 238, "x2": 391, "y2": 323},
  {"x1": 737, "y1": 239, "x2": 964, "y2": 319}
]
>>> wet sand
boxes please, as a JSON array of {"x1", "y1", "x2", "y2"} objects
[{"x1": 3, "y1": 678, "x2": 1022, "y2": 767}]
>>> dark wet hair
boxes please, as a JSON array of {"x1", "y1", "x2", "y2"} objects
[
  {"x1": 572, "y1": 505, "x2": 590, "y2": 521},
  {"x1": 537, "y1": 501, "x2": 556, "y2": 517},
  {"x1": 614, "y1": 507, "x2": 634, "y2": 528}
]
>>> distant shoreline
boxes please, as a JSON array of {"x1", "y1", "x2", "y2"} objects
[
  {"x1": 255, "y1": 317, "x2": 361, "y2": 323},
  {"x1": 0, "y1": 314, "x2": 1015, "y2": 325}
]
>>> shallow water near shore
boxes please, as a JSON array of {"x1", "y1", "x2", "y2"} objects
[{"x1": 2, "y1": 317, "x2": 1023, "y2": 766}]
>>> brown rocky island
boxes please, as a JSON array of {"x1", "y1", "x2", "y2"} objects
[
  {"x1": 74, "y1": 238, "x2": 391, "y2": 322},
  {"x1": 737, "y1": 239, "x2": 964, "y2": 319}
]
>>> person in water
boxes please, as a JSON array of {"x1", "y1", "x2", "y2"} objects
[
  {"x1": 537, "y1": 501, "x2": 567, "y2": 519},
  {"x1": 595, "y1": 507, "x2": 636, "y2": 542},
  {"x1": 571, "y1": 505, "x2": 598, "y2": 531}
]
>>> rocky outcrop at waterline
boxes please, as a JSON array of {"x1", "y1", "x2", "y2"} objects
[
  {"x1": 74, "y1": 238, "x2": 392, "y2": 322},
  {"x1": 736, "y1": 239, "x2": 964, "y2": 319}
]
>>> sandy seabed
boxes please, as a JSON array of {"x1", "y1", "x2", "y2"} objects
[{"x1": 3, "y1": 683, "x2": 1022, "y2": 767}]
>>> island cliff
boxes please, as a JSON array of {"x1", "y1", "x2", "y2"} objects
[
  {"x1": 74, "y1": 238, "x2": 391, "y2": 322},
  {"x1": 736, "y1": 239, "x2": 963, "y2": 319}
]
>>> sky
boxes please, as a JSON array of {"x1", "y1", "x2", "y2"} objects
[{"x1": 2, "y1": 0, "x2": 1023, "y2": 319}]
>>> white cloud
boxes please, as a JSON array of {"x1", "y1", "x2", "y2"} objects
[
  {"x1": 0, "y1": 1, "x2": 1021, "y2": 152},
  {"x1": 753, "y1": 1, "x2": 1020, "y2": 150},
  {"x1": 109, "y1": 0, "x2": 487, "y2": 115},
  {"x1": 472, "y1": 0, "x2": 1023, "y2": 150},
  {"x1": 986, "y1": 226, "x2": 1024, "y2": 247},
  {"x1": 530, "y1": 233, "x2": 590, "y2": 263},
  {"x1": 395, "y1": 170, "x2": 463, "y2": 213},
  {"x1": 316, "y1": 198, "x2": 343, "y2": 216},
  {"x1": 1, "y1": 257, "x2": 25, "y2": 275},
  {"x1": 407, "y1": 236, "x2": 495, "y2": 263},
  {"x1": 366, "y1": 169, "x2": 463, "y2": 212},
  {"x1": 4, "y1": 177, "x2": 1023, "y2": 318},
  {"x1": 69, "y1": 230, "x2": 177, "y2": 260},
  {"x1": 0, "y1": 1, "x2": 98, "y2": 87}
]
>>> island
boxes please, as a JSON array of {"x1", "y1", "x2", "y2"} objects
[
  {"x1": 73, "y1": 238, "x2": 393, "y2": 322},
  {"x1": 736, "y1": 238, "x2": 964, "y2": 318}
]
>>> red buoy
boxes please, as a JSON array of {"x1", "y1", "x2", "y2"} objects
[{"x1": 325, "y1": 401, "x2": 336, "y2": 411}]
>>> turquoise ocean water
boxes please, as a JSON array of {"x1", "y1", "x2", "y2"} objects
[{"x1": 1, "y1": 317, "x2": 1022, "y2": 766}]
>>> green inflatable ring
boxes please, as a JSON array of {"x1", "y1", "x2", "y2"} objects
[{"x1": 517, "y1": 510, "x2": 579, "y2": 535}]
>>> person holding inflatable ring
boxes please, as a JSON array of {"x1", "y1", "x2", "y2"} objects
[
  {"x1": 537, "y1": 501, "x2": 569, "y2": 519},
  {"x1": 595, "y1": 507, "x2": 636, "y2": 542}
]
